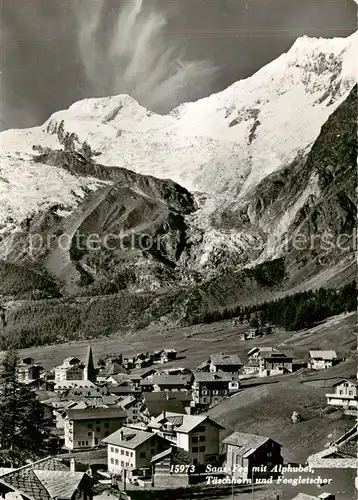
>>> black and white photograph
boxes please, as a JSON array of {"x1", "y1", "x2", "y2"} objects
[{"x1": 0, "y1": 0, "x2": 357, "y2": 498}]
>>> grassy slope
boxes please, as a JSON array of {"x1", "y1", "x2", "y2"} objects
[{"x1": 7, "y1": 312, "x2": 356, "y2": 464}]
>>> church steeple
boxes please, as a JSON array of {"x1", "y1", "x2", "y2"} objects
[{"x1": 83, "y1": 345, "x2": 96, "y2": 382}]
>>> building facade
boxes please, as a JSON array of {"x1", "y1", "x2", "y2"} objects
[
  {"x1": 223, "y1": 432, "x2": 283, "y2": 480},
  {"x1": 64, "y1": 407, "x2": 126, "y2": 450},
  {"x1": 325, "y1": 379, "x2": 358, "y2": 409}
]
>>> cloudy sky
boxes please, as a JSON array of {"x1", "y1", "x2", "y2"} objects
[{"x1": 1, "y1": 0, "x2": 356, "y2": 130}]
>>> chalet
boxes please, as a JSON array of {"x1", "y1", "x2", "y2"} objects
[
  {"x1": 102, "y1": 427, "x2": 170, "y2": 479},
  {"x1": 134, "y1": 353, "x2": 152, "y2": 369},
  {"x1": 192, "y1": 371, "x2": 239, "y2": 407},
  {"x1": 147, "y1": 412, "x2": 224, "y2": 466},
  {"x1": 105, "y1": 373, "x2": 132, "y2": 386},
  {"x1": 97, "y1": 362, "x2": 129, "y2": 382},
  {"x1": 309, "y1": 351, "x2": 338, "y2": 371},
  {"x1": 139, "y1": 379, "x2": 155, "y2": 393},
  {"x1": 160, "y1": 350, "x2": 178, "y2": 364},
  {"x1": 128, "y1": 367, "x2": 158, "y2": 386},
  {"x1": 64, "y1": 406, "x2": 127, "y2": 450},
  {"x1": 240, "y1": 329, "x2": 262, "y2": 341},
  {"x1": 118, "y1": 396, "x2": 143, "y2": 423},
  {"x1": 16, "y1": 358, "x2": 43, "y2": 382},
  {"x1": 325, "y1": 379, "x2": 358, "y2": 409},
  {"x1": 223, "y1": 431, "x2": 283, "y2": 480},
  {"x1": 122, "y1": 357, "x2": 135, "y2": 370},
  {"x1": 66, "y1": 385, "x2": 108, "y2": 399},
  {"x1": 151, "y1": 374, "x2": 192, "y2": 393},
  {"x1": 54, "y1": 346, "x2": 96, "y2": 382},
  {"x1": 151, "y1": 447, "x2": 191, "y2": 488},
  {"x1": 0, "y1": 457, "x2": 93, "y2": 500},
  {"x1": 140, "y1": 392, "x2": 192, "y2": 422},
  {"x1": 54, "y1": 357, "x2": 83, "y2": 381},
  {"x1": 108, "y1": 382, "x2": 139, "y2": 398},
  {"x1": 259, "y1": 352, "x2": 293, "y2": 376},
  {"x1": 209, "y1": 353, "x2": 242, "y2": 374},
  {"x1": 244, "y1": 347, "x2": 277, "y2": 374},
  {"x1": 196, "y1": 360, "x2": 210, "y2": 372}
]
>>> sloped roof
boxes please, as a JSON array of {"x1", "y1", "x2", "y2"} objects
[
  {"x1": 261, "y1": 352, "x2": 292, "y2": 360},
  {"x1": 210, "y1": 353, "x2": 242, "y2": 366},
  {"x1": 102, "y1": 427, "x2": 157, "y2": 449},
  {"x1": 193, "y1": 371, "x2": 238, "y2": 383},
  {"x1": 247, "y1": 347, "x2": 276, "y2": 357},
  {"x1": 118, "y1": 396, "x2": 138, "y2": 408},
  {"x1": 332, "y1": 378, "x2": 358, "y2": 387},
  {"x1": 151, "y1": 447, "x2": 191, "y2": 464},
  {"x1": 143, "y1": 391, "x2": 192, "y2": 403},
  {"x1": 152, "y1": 374, "x2": 191, "y2": 386},
  {"x1": 30, "y1": 458, "x2": 69, "y2": 471},
  {"x1": 67, "y1": 407, "x2": 126, "y2": 420},
  {"x1": 0, "y1": 469, "x2": 51, "y2": 500},
  {"x1": 222, "y1": 432, "x2": 279, "y2": 456},
  {"x1": 148, "y1": 412, "x2": 224, "y2": 433},
  {"x1": 35, "y1": 471, "x2": 85, "y2": 499},
  {"x1": 291, "y1": 494, "x2": 320, "y2": 500},
  {"x1": 309, "y1": 350, "x2": 338, "y2": 360},
  {"x1": 151, "y1": 447, "x2": 173, "y2": 463},
  {"x1": 0, "y1": 457, "x2": 81, "y2": 500},
  {"x1": 99, "y1": 362, "x2": 129, "y2": 377}
]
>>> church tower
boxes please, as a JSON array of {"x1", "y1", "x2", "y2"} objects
[{"x1": 83, "y1": 345, "x2": 96, "y2": 382}]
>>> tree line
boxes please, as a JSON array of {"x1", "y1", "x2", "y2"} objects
[{"x1": 187, "y1": 281, "x2": 356, "y2": 331}]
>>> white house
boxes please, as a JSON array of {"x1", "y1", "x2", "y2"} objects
[
  {"x1": 102, "y1": 427, "x2": 170, "y2": 478},
  {"x1": 325, "y1": 379, "x2": 358, "y2": 409},
  {"x1": 147, "y1": 412, "x2": 224, "y2": 466},
  {"x1": 309, "y1": 351, "x2": 338, "y2": 370}
]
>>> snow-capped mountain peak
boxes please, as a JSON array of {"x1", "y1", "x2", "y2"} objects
[{"x1": 0, "y1": 31, "x2": 356, "y2": 234}]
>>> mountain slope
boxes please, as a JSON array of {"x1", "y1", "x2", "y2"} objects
[{"x1": 0, "y1": 32, "x2": 356, "y2": 345}]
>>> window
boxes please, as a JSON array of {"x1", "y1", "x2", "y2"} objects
[
  {"x1": 349, "y1": 391, "x2": 353, "y2": 396},
  {"x1": 110, "y1": 458, "x2": 114, "y2": 464},
  {"x1": 202, "y1": 390, "x2": 208, "y2": 396},
  {"x1": 192, "y1": 447, "x2": 198, "y2": 453},
  {"x1": 96, "y1": 420, "x2": 101, "y2": 424},
  {"x1": 130, "y1": 452, "x2": 133, "y2": 457},
  {"x1": 121, "y1": 461, "x2": 124, "y2": 467},
  {"x1": 126, "y1": 451, "x2": 129, "y2": 456},
  {"x1": 105, "y1": 431, "x2": 109, "y2": 437},
  {"x1": 87, "y1": 423, "x2": 92, "y2": 429},
  {"x1": 192, "y1": 435, "x2": 205, "y2": 443},
  {"x1": 140, "y1": 452, "x2": 146, "y2": 458},
  {"x1": 86, "y1": 441, "x2": 88, "y2": 445},
  {"x1": 212, "y1": 390, "x2": 219, "y2": 395},
  {"x1": 115, "y1": 448, "x2": 119, "y2": 454},
  {"x1": 104, "y1": 422, "x2": 109, "y2": 428},
  {"x1": 121, "y1": 449, "x2": 124, "y2": 455},
  {"x1": 95, "y1": 438, "x2": 98, "y2": 445},
  {"x1": 96, "y1": 427, "x2": 100, "y2": 432},
  {"x1": 88, "y1": 432, "x2": 92, "y2": 437},
  {"x1": 199, "y1": 446, "x2": 205, "y2": 452},
  {"x1": 267, "y1": 452, "x2": 272, "y2": 458},
  {"x1": 125, "y1": 462, "x2": 129, "y2": 467}
]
